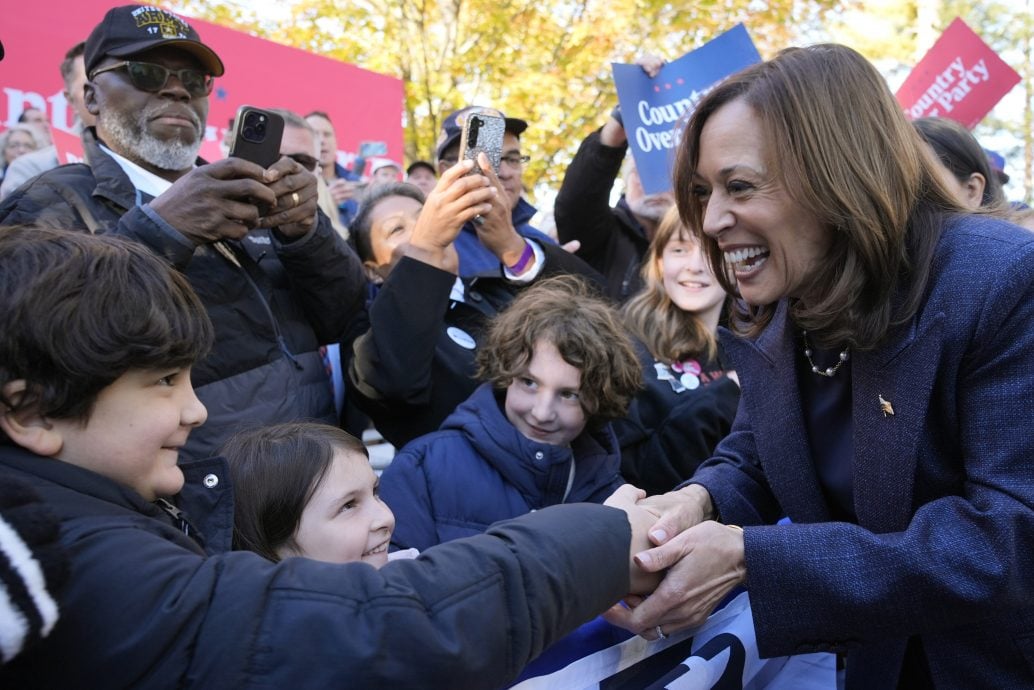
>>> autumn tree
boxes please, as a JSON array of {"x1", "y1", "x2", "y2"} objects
[
  {"x1": 178, "y1": 0, "x2": 839, "y2": 199},
  {"x1": 830, "y1": 0, "x2": 1034, "y2": 204}
]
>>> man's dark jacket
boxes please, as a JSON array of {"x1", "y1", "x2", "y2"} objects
[
  {"x1": 554, "y1": 128, "x2": 649, "y2": 302},
  {"x1": 0, "y1": 443, "x2": 631, "y2": 688},
  {"x1": 0, "y1": 129, "x2": 367, "y2": 459}
]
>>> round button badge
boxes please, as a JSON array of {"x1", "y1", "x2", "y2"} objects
[{"x1": 446, "y1": 327, "x2": 476, "y2": 350}]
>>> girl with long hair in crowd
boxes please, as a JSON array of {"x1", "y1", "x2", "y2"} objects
[{"x1": 617, "y1": 205, "x2": 739, "y2": 495}]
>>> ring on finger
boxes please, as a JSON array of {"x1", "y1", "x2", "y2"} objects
[
  {"x1": 655, "y1": 625, "x2": 668, "y2": 640},
  {"x1": 472, "y1": 214, "x2": 485, "y2": 226},
  {"x1": 291, "y1": 191, "x2": 300, "y2": 207}
]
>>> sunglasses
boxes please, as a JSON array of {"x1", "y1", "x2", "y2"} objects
[
  {"x1": 90, "y1": 61, "x2": 214, "y2": 98},
  {"x1": 286, "y1": 153, "x2": 320, "y2": 172}
]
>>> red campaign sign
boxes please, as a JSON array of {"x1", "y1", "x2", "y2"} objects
[
  {"x1": 896, "y1": 17, "x2": 1020, "y2": 129},
  {"x1": 0, "y1": 0, "x2": 403, "y2": 170},
  {"x1": 52, "y1": 127, "x2": 85, "y2": 164}
]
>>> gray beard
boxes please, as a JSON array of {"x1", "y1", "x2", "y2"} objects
[{"x1": 98, "y1": 104, "x2": 201, "y2": 172}]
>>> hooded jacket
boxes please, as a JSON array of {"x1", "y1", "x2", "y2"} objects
[{"x1": 381, "y1": 383, "x2": 625, "y2": 551}]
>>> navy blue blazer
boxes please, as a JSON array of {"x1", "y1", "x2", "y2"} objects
[{"x1": 691, "y1": 214, "x2": 1034, "y2": 688}]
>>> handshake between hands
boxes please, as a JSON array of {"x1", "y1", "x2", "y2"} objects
[{"x1": 603, "y1": 483, "x2": 747, "y2": 641}]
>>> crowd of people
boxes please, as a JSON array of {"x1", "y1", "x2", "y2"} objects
[{"x1": 1, "y1": 4, "x2": 1033, "y2": 688}]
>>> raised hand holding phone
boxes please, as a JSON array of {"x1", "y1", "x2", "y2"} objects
[
  {"x1": 471, "y1": 152, "x2": 527, "y2": 269},
  {"x1": 228, "y1": 106, "x2": 317, "y2": 238},
  {"x1": 405, "y1": 160, "x2": 494, "y2": 271}
]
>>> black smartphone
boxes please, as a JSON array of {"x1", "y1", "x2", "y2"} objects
[
  {"x1": 458, "y1": 109, "x2": 505, "y2": 175},
  {"x1": 228, "y1": 105, "x2": 285, "y2": 168}
]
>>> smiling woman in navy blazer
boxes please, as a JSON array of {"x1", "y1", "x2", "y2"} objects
[{"x1": 605, "y1": 44, "x2": 1034, "y2": 689}]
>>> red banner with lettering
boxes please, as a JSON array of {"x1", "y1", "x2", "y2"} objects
[
  {"x1": 0, "y1": 1, "x2": 403, "y2": 168},
  {"x1": 896, "y1": 18, "x2": 1020, "y2": 128}
]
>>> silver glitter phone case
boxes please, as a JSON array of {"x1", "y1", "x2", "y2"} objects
[{"x1": 459, "y1": 110, "x2": 505, "y2": 175}]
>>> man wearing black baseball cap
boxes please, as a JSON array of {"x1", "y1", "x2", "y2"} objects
[
  {"x1": 84, "y1": 4, "x2": 225, "y2": 78},
  {"x1": 405, "y1": 160, "x2": 437, "y2": 195},
  {"x1": 0, "y1": 5, "x2": 366, "y2": 461},
  {"x1": 433, "y1": 105, "x2": 555, "y2": 276}
]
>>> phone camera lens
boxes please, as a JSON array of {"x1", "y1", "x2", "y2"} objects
[{"x1": 241, "y1": 111, "x2": 267, "y2": 143}]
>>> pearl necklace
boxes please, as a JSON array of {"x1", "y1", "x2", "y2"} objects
[{"x1": 802, "y1": 330, "x2": 849, "y2": 378}]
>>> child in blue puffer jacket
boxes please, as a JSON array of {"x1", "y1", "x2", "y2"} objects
[{"x1": 381, "y1": 275, "x2": 643, "y2": 551}]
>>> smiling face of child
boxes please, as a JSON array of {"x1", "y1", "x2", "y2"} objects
[
  {"x1": 47, "y1": 366, "x2": 207, "y2": 501},
  {"x1": 504, "y1": 339, "x2": 587, "y2": 447},
  {"x1": 280, "y1": 448, "x2": 396, "y2": 567}
]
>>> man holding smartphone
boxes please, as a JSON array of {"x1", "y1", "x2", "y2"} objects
[
  {"x1": 0, "y1": 5, "x2": 366, "y2": 461},
  {"x1": 435, "y1": 106, "x2": 556, "y2": 276}
]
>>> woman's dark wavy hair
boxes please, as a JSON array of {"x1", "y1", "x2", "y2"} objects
[
  {"x1": 673, "y1": 44, "x2": 962, "y2": 349},
  {"x1": 0, "y1": 226, "x2": 213, "y2": 428},
  {"x1": 476, "y1": 274, "x2": 641, "y2": 427},
  {"x1": 222, "y1": 422, "x2": 369, "y2": 562},
  {"x1": 912, "y1": 116, "x2": 1006, "y2": 209}
]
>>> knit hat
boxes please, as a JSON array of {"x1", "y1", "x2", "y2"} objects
[
  {"x1": 84, "y1": 5, "x2": 224, "y2": 78},
  {"x1": 0, "y1": 475, "x2": 69, "y2": 663}
]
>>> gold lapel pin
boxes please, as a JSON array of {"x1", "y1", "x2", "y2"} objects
[{"x1": 879, "y1": 394, "x2": 895, "y2": 417}]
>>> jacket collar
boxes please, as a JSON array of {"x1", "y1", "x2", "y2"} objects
[
  {"x1": 615, "y1": 196, "x2": 650, "y2": 244},
  {"x1": 0, "y1": 444, "x2": 167, "y2": 522},
  {"x1": 443, "y1": 383, "x2": 619, "y2": 508},
  {"x1": 722, "y1": 299, "x2": 944, "y2": 530},
  {"x1": 82, "y1": 127, "x2": 138, "y2": 211},
  {"x1": 511, "y1": 196, "x2": 538, "y2": 228}
]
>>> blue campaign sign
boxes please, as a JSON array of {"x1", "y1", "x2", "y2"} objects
[{"x1": 612, "y1": 24, "x2": 762, "y2": 194}]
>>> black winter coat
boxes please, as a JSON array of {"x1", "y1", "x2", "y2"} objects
[
  {"x1": 348, "y1": 245, "x2": 605, "y2": 447},
  {"x1": 554, "y1": 128, "x2": 650, "y2": 302},
  {"x1": 0, "y1": 444, "x2": 632, "y2": 689},
  {"x1": 0, "y1": 130, "x2": 367, "y2": 460}
]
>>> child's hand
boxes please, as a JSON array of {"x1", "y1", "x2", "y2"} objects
[{"x1": 605, "y1": 485, "x2": 664, "y2": 595}]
